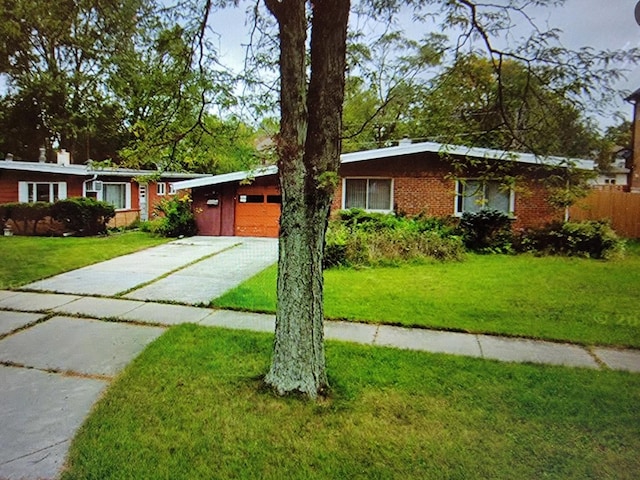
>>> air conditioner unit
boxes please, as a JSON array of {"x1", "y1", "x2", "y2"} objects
[{"x1": 87, "y1": 180, "x2": 103, "y2": 192}]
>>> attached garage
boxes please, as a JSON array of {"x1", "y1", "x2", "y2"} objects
[
  {"x1": 175, "y1": 166, "x2": 281, "y2": 238},
  {"x1": 235, "y1": 183, "x2": 281, "y2": 237}
]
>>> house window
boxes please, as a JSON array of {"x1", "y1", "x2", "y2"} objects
[
  {"x1": 456, "y1": 180, "x2": 513, "y2": 215},
  {"x1": 101, "y1": 183, "x2": 131, "y2": 210},
  {"x1": 157, "y1": 182, "x2": 166, "y2": 195},
  {"x1": 18, "y1": 182, "x2": 67, "y2": 203},
  {"x1": 343, "y1": 178, "x2": 393, "y2": 212},
  {"x1": 168, "y1": 183, "x2": 176, "y2": 195}
]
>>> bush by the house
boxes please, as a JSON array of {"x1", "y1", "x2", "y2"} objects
[
  {"x1": 457, "y1": 209, "x2": 514, "y2": 254},
  {"x1": 145, "y1": 195, "x2": 197, "y2": 237},
  {"x1": 324, "y1": 209, "x2": 464, "y2": 268},
  {"x1": 0, "y1": 202, "x2": 53, "y2": 235},
  {"x1": 515, "y1": 220, "x2": 624, "y2": 259},
  {"x1": 50, "y1": 197, "x2": 115, "y2": 236}
]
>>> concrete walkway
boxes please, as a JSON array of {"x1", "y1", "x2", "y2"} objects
[
  {"x1": 24, "y1": 236, "x2": 279, "y2": 304},
  {"x1": 1, "y1": 236, "x2": 639, "y2": 479}
]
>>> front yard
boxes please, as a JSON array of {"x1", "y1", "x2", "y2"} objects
[
  {"x1": 214, "y1": 243, "x2": 640, "y2": 348},
  {"x1": 62, "y1": 325, "x2": 640, "y2": 480},
  {"x1": 0, "y1": 232, "x2": 169, "y2": 289}
]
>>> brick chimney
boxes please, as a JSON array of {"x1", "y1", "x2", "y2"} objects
[{"x1": 625, "y1": 88, "x2": 640, "y2": 192}]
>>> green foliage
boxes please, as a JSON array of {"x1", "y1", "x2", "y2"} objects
[
  {"x1": 457, "y1": 209, "x2": 514, "y2": 253},
  {"x1": 516, "y1": 221, "x2": 624, "y2": 259},
  {"x1": 147, "y1": 195, "x2": 197, "y2": 237},
  {"x1": 61, "y1": 326, "x2": 640, "y2": 479},
  {"x1": 0, "y1": 232, "x2": 168, "y2": 288},
  {"x1": 324, "y1": 209, "x2": 463, "y2": 268},
  {"x1": 50, "y1": 197, "x2": 115, "y2": 236},
  {"x1": 0, "y1": 201, "x2": 52, "y2": 234}
]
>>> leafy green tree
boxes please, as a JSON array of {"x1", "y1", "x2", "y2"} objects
[
  {"x1": 0, "y1": 0, "x2": 146, "y2": 162},
  {"x1": 233, "y1": 0, "x2": 639, "y2": 399}
]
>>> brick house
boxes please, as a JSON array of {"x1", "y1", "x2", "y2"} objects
[
  {"x1": 174, "y1": 141, "x2": 595, "y2": 238},
  {"x1": 0, "y1": 151, "x2": 207, "y2": 229}
]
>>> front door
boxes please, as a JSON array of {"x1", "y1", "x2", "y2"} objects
[{"x1": 139, "y1": 184, "x2": 148, "y2": 221}]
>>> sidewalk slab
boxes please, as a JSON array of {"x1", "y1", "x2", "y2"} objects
[
  {"x1": 0, "y1": 290, "x2": 18, "y2": 301},
  {"x1": 0, "y1": 311, "x2": 45, "y2": 337},
  {"x1": 375, "y1": 326, "x2": 483, "y2": 357},
  {"x1": 125, "y1": 238, "x2": 278, "y2": 304},
  {"x1": 200, "y1": 310, "x2": 276, "y2": 333},
  {"x1": 478, "y1": 335, "x2": 598, "y2": 369},
  {"x1": 324, "y1": 320, "x2": 378, "y2": 345},
  {"x1": 0, "y1": 292, "x2": 80, "y2": 312},
  {"x1": 119, "y1": 302, "x2": 213, "y2": 325},
  {"x1": 0, "y1": 365, "x2": 107, "y2": 480},
  {"x1": 593, "y1": 347, "x2": 640, "y2": 373},
  {"x1": 52, "y1": 296, "x2": 145, "y2": 319},
  {"x1": 0, "y1": 316, "x2": 165, "y2": 377},
  {"x1": 25, "y1": 270, "x2": 153, "y2": 297}
]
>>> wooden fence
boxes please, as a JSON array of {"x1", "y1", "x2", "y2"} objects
[{"x1": 569, "y1": 190, "x2": 640, "y2": 238}]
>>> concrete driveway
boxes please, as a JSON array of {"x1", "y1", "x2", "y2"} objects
[
  {"x1": 0, "y1": 236, "x2": 278, "y2": 479},
  {"x1": 24, "y1": 236, "x2": 279, "y2": 305}
]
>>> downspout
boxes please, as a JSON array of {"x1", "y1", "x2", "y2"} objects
[{"x1": 83, "y1": 174, "x2": 97, "y2": 197}]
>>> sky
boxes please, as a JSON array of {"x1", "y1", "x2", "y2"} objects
[{"x1": 206, "y1": 0, "x2": 640, "y2": 130}]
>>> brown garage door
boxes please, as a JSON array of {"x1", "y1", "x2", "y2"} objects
[{"x1": 235, "y1": 185, "x2": 281, "y2": 237}]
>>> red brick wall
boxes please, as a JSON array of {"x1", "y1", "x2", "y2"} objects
[{"x1": 331, "y1": 153, "x2": 563, "y2": 229}]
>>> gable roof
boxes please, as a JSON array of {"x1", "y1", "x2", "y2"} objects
[
  {"x1": 0, "y1": 160, "x2": 209, "y2": 180},
  {"x1": 173, "y1": 141, "x2": 595, "y2": 191}
]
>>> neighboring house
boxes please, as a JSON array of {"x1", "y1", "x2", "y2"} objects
[
  {"x1": 173, "y1": 140, "x2": 595, "y2": 238},
  {"x1": 592, "y1": 152, "x2": 630, "y2": 191},
  {"x1": 0, "y1": 151, "x2": 207, "y2": 227}
]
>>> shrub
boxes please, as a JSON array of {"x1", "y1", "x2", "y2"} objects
[
  {"x1": 324, "y1": 209, "x2": 464, "y2": 268},
  {"x1": 516, "y1": 220, "x2": 624, "y2": 259},
  {"x1": 457, "y1": 209, "x2": 514, "y2": 253},
  {"x1": 51, "y1": 197, "x2": 115, "y2": 236},
  {"x1": 0, "y1": 202, "x2": 53, "y2": 234},
  {"x1": 151, "y1": 195, "x2": 197, "y2": 237}
]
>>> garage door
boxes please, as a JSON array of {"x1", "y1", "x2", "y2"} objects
[{"x1": 235, "y1": 185, "x2": 281, "y2": 237}]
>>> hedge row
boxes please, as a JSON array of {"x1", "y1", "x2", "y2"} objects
[
  {"x1": 0, "y1": 198, "x2": 115, "y2": 236},
  {"x1": 324, "y1": 209, "x2": 625, "y2": 268}
]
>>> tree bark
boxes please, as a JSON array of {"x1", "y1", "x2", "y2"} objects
[{"x1": 264, "y1": 0, "x2": 350, "y2": 398}]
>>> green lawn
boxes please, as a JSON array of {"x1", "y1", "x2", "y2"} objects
[
  {"x1": 0, "y1": 231, "x2": 168, "y2": 289},
  {"x1": 62, "y1": 325, "x2": 640, "y2": 480},
  {"x1": 214, "y1": 246, "x2": 640, "y2": 348}
]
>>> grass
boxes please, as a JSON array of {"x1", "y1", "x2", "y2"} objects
[
  {"x1": 62, "y1": 325, "x2": 640, "y2": 480},
  {"x1": 0, "y1": 231, "x2": 168, "y2": 289},
  {"x1": 214, "y1": 245, "x2": 640, "y2": 348}
]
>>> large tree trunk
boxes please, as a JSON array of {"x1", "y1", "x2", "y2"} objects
[{"x1": 263, "y1": 0, "x2": 350, "y2": 398}]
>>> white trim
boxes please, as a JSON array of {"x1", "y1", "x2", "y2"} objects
[
  {"x1": 17, "y1": 181, "x2": 67, "y2": 203},
  {"x1": 454, "y1": 179, "x2": 515, "y2": 216},
  {"x1": 171, "y1": 141, "x2": 594, "y2": 192},
  {"x1": 342, "y1": 177, "x2": 394, "y2": 213},
  {"x1": 173, "y1": 165, "x2": 278, "y2": 190},
  {"x1": 99, "y1": 182, "x2": 132, "y2": 210}
]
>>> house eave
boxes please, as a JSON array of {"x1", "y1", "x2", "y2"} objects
[
  {"x1": 173, "y1": 165, "x2": 279, "y2": 190},
  {"x1": 0, "y1": 160, "x2": 208, "y2": 180}
]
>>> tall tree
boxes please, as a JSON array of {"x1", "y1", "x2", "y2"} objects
[
  {"x1": 231, "y1": 0, "x2": 638, "y2": 399},
  {"x1": 0, "y1": 0, "x2": 146, "y2": 161},
  {"x1": 261, "y1": 0, "x2": 350, "y2": 397}
]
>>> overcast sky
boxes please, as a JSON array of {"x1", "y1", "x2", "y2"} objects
[{"x1": 207, "y1": 0, "x2": 640, "y2": 129}]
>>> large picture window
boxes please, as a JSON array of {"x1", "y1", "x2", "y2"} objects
[
  {"x1": 101, "y1": 183, "x2": 131, "y2": 210},
  {"x1": 344, "y1": 178, "x2": 393, "y2": 212},
  {"x1": 456, "y1": 180, "x2": 513, "y2": 215}
]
